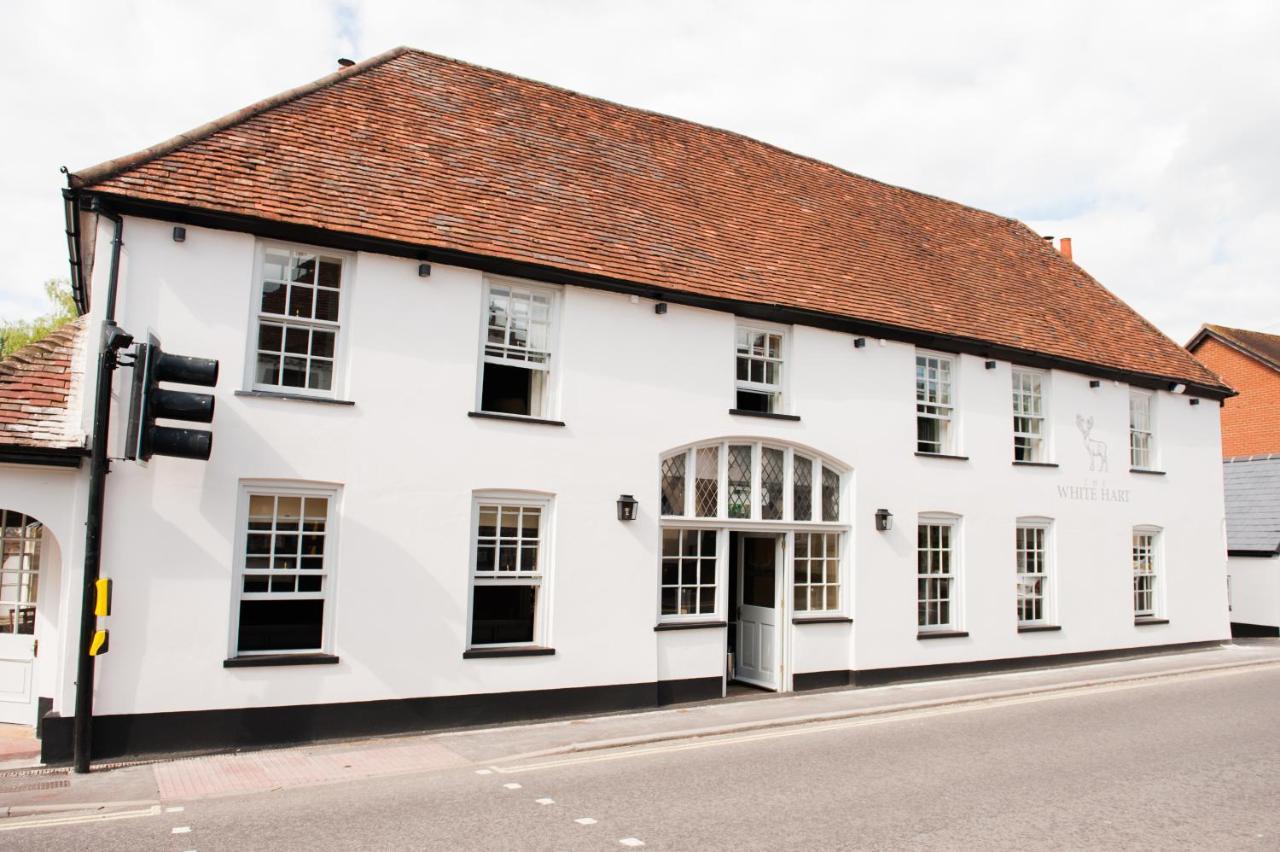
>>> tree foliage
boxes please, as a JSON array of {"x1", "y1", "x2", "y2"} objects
[{"x1": 0, "y1": 279, "x2": 78, "y2": 360}]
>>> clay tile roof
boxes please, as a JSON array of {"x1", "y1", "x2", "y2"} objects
[
  {"x1": 0, "y1": 318, "x2": 87, "y2": 450},
  {"x1": 71, "y1": 47, "x2": 1226, "y2": 394},
  {"x1": 1190, "y1": 324, "x2": 1280, "y2": 374}
]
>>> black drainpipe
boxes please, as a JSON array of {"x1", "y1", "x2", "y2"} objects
[{"x1": 72, "y1": 202, "x2": 129, "y2": 773}]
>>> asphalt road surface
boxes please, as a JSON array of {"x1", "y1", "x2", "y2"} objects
[{"x1": 7, "y1": 666, "x2": 1279, "y2": 850}]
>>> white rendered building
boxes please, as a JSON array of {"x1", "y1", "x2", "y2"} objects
[{"x1": 0, "y1": 49, "x2": 1234, "y2": 762}]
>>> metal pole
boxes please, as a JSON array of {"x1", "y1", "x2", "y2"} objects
[{"x1": 72, "y1": 212, "x2": 123, "y2": 774}]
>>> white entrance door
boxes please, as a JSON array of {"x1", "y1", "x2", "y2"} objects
[
  {"x1": 735, "y1": 534, "x2": 780, "y2": 690},
  {"x1": 0, "y1": 512, "x2": 42, "y2": 725}
]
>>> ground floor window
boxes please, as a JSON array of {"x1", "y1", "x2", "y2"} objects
[
  {"x1": 660, "y1": 528, "x2": 717, "y2": 619},
  {"x1": 1016, "y1": 521, "x2": 1050, "y2": 624},
  {"x1": 471, "y1": 496, "x2": 550, "y2": 646},
  {"x1": 918, "y1": 518, "x2": 958, "y2": 630},
  {"x1": 0, "y1": 511, "x2": 41, "y2": 635},
  {"x1": 234, "y1": 486, "x2": 336, "y2": 655},
  {"x1": 1132, "y1": 528, "x2": 1159, "y2": 617},
  {"x1": 794, "y1": 532, "x2": 840, "y2": 612}
]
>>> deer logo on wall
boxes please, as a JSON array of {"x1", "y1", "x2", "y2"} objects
[{"x1": 1076, "y1": 415, "x2": 1108, "y2": 472}]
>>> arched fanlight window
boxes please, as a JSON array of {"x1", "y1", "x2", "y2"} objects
[{"x1": 659, "y1": 441, "x2": 843, "y2": 523}]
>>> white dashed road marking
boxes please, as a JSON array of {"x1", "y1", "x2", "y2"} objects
[
  {"x1": 503, "y1": 782, "x2": 522, "y2": 789},
  {"x1": 172, "y1": 826, "x2": 192, "y2": 834},
  {"x1": 620, "y1": 838, "x2": 645, "y2": 847},
  {"x1": 575, "y1": 817, "x2": 598, "y2": 825},
  {"x1": 474, "y1": 769, "x2": 493, "y2": 775},
  {"x1": 535, "y1": 797, "x2": 555, "y2": 805},
  {"x1": 165, "y1": 806, "x2": 185, "y2": 813}
]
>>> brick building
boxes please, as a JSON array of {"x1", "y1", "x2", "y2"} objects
[{"x1": 1188, "y1": 325, "x2": 1280, "y2": 457}]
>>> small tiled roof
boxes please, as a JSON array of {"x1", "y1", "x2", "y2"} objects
[
  {"x1": 1224, "y1": 455, "x2": 1280, "y2": 555},
  {"x1": 0, "y1": 318, "x2": 87, "y2": 450},
  {"x1": 1189, "y1": 324, "x2": 1280, "y2": 374},
  {"x1": 70, "y1": 48, "x2": 1226, "y2": 394}
]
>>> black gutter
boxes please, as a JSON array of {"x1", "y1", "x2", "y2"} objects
[
  {"x1": 80, "y1": 190, "x2": 1235, "y2": 401},
  {"x1": 1227, "y1": 549, "x2": 1280, "y2": 558},
  {"x1": 71, "y1": 206, "x2": 129, "y2": 774},
  {"x1": 0, "y1": 444, "x2": 88, "y2": 468},
  {"x1": 61, "y1": 186, "x2": 89, "y2": 315}
]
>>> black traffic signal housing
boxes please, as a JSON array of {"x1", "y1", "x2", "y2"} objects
[{"x1": 126, "y1": 338, "x2": 219, "y2": 461}]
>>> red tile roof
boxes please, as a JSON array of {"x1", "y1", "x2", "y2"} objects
[
  {"x1": 71, "y1": 47, "x2": 1226, "y2": 394},
  {"x1": 0, "y1": 318, "x2": 86, "y2": 450},
  {"x1": 1189, "y1": 324, "x2": 1280, "y2": 374}
]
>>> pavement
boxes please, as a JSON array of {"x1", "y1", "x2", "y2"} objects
[{"x1": 2, "y1": 640, "x2": 1279, "y2": 824}]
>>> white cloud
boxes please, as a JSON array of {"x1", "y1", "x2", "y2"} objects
[{"x1": 2, "y1": 0, "x2": 1277, "y2": 343}]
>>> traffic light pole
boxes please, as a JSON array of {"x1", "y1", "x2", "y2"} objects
[{"x1": 72, "y1": 212, "x2": 124, "y2": 774}]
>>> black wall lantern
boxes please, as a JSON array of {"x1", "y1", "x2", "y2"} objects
[
  {"x1": 617, "y1": 494, "x2": 638, "y2": 521},
  {"x1": 875, "y1": 508, "x2": 893, "y2": 532}
]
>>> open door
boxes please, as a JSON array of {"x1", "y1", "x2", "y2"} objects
[
  {"x1": 0, "y1": 511, "x2": 43, "y2": 725},
  {"x1": 735, "y1": 533, "x2": 781, "y2": 690}
]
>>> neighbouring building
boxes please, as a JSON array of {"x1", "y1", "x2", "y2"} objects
[
  {"x1": 2, "y1": 48, "x2": 1235, "y2": 762},
  {"x1": 1187, "y1": 324, "x2": 1280, "y2": 458},
  {"x1": 1188, "y1": 325, "x2": 1280, "y2": 635}
]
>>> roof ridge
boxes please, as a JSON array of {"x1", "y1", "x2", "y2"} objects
[
  {"x1": 70, "y1": 47, "x2": 412, "y2": 189},
  {"x1": 397, "y1": 47, "x2": 1021, "y2": 228},
  {"x1": 0, "y1": 317, "x2": 85, "y2": 376},
  {"x1": 1189, "y1": 323, "x2": 1280, "y2": 374}
]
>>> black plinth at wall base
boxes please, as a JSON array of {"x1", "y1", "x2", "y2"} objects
[{"x1": 1231, "y1": 622, "x2": 1280, "y2": 638}]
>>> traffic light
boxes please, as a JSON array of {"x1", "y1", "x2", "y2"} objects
[{"x1": 126, "y1": 338, "x2": 219, "y2": 461}]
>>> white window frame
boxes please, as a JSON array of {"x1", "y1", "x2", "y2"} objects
[
  {"x1": 0, "y1": 511, "x2": 42, "y2": 636},
  {"x1": 793, "y1": 531, "x2": 843, "y2": 615},
  {"x1": 1132, "y1": 526, "x2": 1162, "y2": 619},
  {"x1": 659, "y1": 441, "x2": 845, "y2": 525},
  {"x1": 657, "y1": 527, "x2": 722, "y2": 623},
  {"x1": 1015, "y1": 518, "x2": 1053, "y2": 626},
  {"x1": 734, "y1": 321, "x2": 788, "y2": 414},
  {"x1": 228, "y1": 481, "x2": 342, "y2": 658},
  {"x1": 467, "y1": 492, "x2": 554, "y2": 649},
  {"x1": 916, "y1": 351, "x2": 957, "y2": 455},
  {"x1": 244, "y1": 242, "x2": 354, "y2": 399},
  {"x1": 475, "y1": 277, "x2": 561, "y2": 420},
  {"x1": 1129, "y1": 389, "x2": 1156, "y2": 470},
  {"x1": 1012, "y1": 367, "x2": 1048, "y2": 463},
  {"x1": 917, "y1": 514, "x2": 961, "y2": 632}
]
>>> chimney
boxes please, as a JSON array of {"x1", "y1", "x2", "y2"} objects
[{"x1": 1059, "y1": 237, "x2": 1073, "y2": 260}]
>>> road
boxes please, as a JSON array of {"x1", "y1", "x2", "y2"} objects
[{"x1": 6, "y1": 666, "x2": 1279, "y2": 850}]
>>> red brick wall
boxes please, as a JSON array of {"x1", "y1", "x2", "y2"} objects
[{"x1": 1192, "y1": 337, "x2": 1280, "y2": 457}]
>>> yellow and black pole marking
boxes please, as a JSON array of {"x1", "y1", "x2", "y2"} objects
[
  {"x1": 89, "y1": 629, "x2": 109, "y2": 657},
  {"x1": 93, "y1": 578, "x2": 112, "y2": 618}
]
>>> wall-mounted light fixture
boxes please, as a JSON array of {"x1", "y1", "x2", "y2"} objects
[
  {"x1": 654, "y1": 303, "x2": 668, "y2": 315},
  {"x1": 1089, "y1": 380, "x2": 1101, "y2": 388},
  {"x1": 1190, "y1": 398, "x2": 1200, "y2": 406},
  {"x1": 172, "y1": 226, "x2": 186, "y2": 243},
  {"x1": 853, "y1": 337, "x2": 866, "y2": 348},
  {"x1": 874, "y1": 508, "x2": 893, "y2": 532},
  {"x1": 617, "y1": 494, "x2": 638, "y2": 521},
  {"x1": 984, "y1": 360, "x2": 997, "y2": 370},
  {"x1": 1169, "y1": 382, "x2": 1186, "y2": 394},
  {"x1": 418, "y1": 263, "x2": 431, "y2": 277}
]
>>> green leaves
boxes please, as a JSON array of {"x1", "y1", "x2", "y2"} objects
[{"x1": 0, "y1": 279, "x2": 77, "y2": 360}]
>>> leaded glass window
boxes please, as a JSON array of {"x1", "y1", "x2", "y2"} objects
[
  {"x1": 695, "y1": 446, "x2": 719, "y2": 517},
  {"x1": 793, "y1": 455, "x2": 813, "y2": 522},
  {"x1": 254, "y1": 249, "x2": 343, "y2": 394},
  {"x1": 761, "y1": 447, "x2": 784, "y2": 520},
  {"x1": 660, "y1": 453, "x2": 686, "y2": 517},
  {"x1": 661, "y1": 528, "x2": 717, "y2": 616},
  {"x1": 821, "y1": 466, "x2": 840, "y2": 522},
  {"x1": 794, "y1": 532, "x2": 840, "y2": 612},
  {"x1": 727, "y1": 445, "x2": 752, "y2": 519}
]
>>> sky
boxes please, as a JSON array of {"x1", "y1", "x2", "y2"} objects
[{"x1": 2, "y1": 0, "x2": 1277, "y2": 345}]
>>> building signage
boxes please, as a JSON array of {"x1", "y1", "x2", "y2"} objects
[{"x1": 1057, "y1": 479, "x2": 1130, "y2": 503}]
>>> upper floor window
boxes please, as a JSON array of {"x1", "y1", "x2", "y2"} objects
[
  {"x1": 1016, "y1": 520, "x2": 1051, "y2": 625},
  {"x1": 918, "y1": 516, "x2": 959, "y2": 632},
  {"x1": 735, "y1": 324, "x2": 784, "y2": 413},
  {"x1": 479, "y1": 280, "x2": 556, "y2": 418},
  {"x1": 470, "y1": 495, "x2": 551, "y2": 647},
  {"x1": 1012, "y1": 368, "x2": 1046, "y2": 462},
  {"x1": 232, "y1": 484, "x2": 338, "y2": 656},
  {"x1": 661, "y1": 441, "x2": 843, "y2": 523},
  {"x1": 252, "y1": 248, "x2": 345, "y2": 395},
  {"x1": 916, "y1": 352, "x2": 955, "y2": 454},
  {"x1": 1129, "y1": 390, "x2": 1155, "y2": 469},
  {"x1": 1132, "y1": 528, "x2": 1160, "y2": 618}
]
